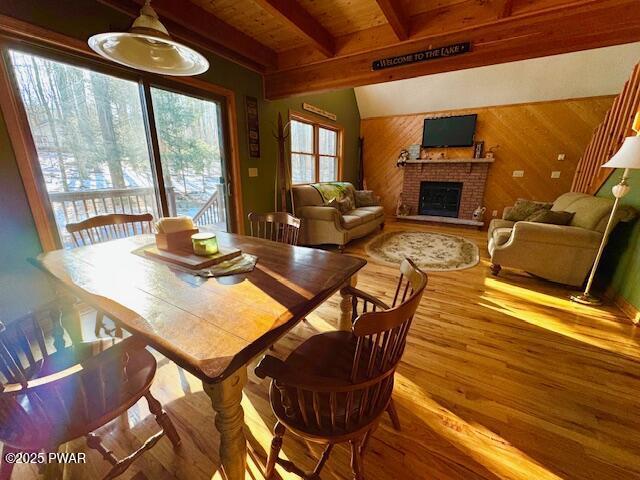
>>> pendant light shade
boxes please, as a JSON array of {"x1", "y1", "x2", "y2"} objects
[{"x1": 88, "y1": 1, "x2": 209, "y2": 76}]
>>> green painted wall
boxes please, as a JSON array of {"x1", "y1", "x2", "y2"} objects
[
  {"x1": 0, "y1": 1, "x2": 361, "y2": 320},
  {"x1": 259, "y1": 89, "x2": 362, "y2": 197},
  {"x1": 597, "y1": 170, "x2": 640, "y2": 310},
  {"x1": 0, "y1": 106, "x2": 56, "y2": 321}
]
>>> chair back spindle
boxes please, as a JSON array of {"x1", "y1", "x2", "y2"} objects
[
  {"x1": 248, "y1": 212, "x2": 301, "y2": 246},
  {"x1": 262, "y1": 259, "x2": 427, "y2": 437},
  {"x1": 0, "y1": 308, "x2": 180, "y2": 476}
]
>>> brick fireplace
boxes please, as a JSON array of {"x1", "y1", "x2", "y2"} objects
[{"x1": 401, "y1": 161, "x2": 490, "y2": 221}]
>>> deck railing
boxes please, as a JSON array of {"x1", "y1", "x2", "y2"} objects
[
  {"x1": 49, "y1": 186, "x2": 168, "y2": 247},
  {"x1": 192, "y1": 186, "x2": 224, "y2": 227},
  {"x1": 49, "y1": 187, "x2": 161, "y2": 224},
  {"x1": 49, "y1": 185, "x2": 223, "y2": 247}
]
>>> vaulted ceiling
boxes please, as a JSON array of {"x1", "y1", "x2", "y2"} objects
[{"x1": 100, "y1": 0, "x2": 640, "y2": 99}]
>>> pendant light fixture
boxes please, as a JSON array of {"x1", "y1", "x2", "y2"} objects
[{"x1": 88, "y1": 0, "x2": 209, "y2": 76}]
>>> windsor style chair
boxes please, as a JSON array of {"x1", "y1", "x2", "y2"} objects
[
  {"x1": 0, "y1": 305, "x2": 180, "y2": 480},
  {"x1": 255, "y1": 258, "x2": 427, "y2": 479},
  {"x1": 248, "y1": 212, "x2": 301, "y2": 246},
  {"x1": 340, "y1": 258, "x2": 429, "y2": 431},
  {"x1": 66, "y1": 213, "x2": 155, "y2": 337}
]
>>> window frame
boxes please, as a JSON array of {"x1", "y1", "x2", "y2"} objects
[
  {"x1": 0, "y1": 19, "x2": 245, "y2": 250},
  {"x1": 289, "y1": 110, "x2": 343, "y2": 185}
]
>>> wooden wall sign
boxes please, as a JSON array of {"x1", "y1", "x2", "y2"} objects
[
  {"x1": 245, "y1": 96, "x2": 260, "y2": 158},
  {"x1": 302, "y1": 102, "x2": 337, "y2": 121},
  {"x1": 372, "y1": 42, "x2": 471, "y2": 71}
]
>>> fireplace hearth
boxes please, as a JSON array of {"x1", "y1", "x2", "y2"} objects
[{"x1": 419, "y1": 181, "x2": 463, "y2": 217}]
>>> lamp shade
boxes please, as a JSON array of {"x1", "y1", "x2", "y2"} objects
[
  {"x1": 602, "y1": 136, "x2": 640, "y2": 169},
  {"x1": 88, "y1": 1, "x2": 209, "y2": 76}
]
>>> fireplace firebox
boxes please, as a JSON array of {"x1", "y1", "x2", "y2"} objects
[{"x1": 419, "y1": 181, "x2": 463, "y2": 217}]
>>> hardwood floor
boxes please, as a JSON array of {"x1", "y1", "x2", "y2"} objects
[{"x1": 9, "y1": 220, "x2": 640, "y2": 479}]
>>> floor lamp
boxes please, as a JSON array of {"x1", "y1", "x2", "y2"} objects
[{"x1": 571, "y1": 120, "x2": 640, "y2": 305}]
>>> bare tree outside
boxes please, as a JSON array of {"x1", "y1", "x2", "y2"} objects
[{"x1": 9, "y1": 50, "x2": 228, "y2": 245}]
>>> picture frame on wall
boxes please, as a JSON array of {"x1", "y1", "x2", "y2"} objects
[{"x1": 245, "y1": 96, "x2": 260, "y2": 158}]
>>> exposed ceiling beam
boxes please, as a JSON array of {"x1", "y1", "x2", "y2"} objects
[
  {"x1": 498, "y1": 0, "x2": 515, "y2": 18},
  {"x1": 375, "y1": 0, "x2": 409, "y2": 41},
  {"x1": 252, "y1": 0, "x2": 335, "y2": 57},
  {"x1": 97, "y1": 0, "x2": 277, "y2": 70},
  {"x1": 275, "y1": 0, "x2": 503, "y2": 71},
  {"x1": 264, "y1": 0, "x2": 640, "y2": 98}
]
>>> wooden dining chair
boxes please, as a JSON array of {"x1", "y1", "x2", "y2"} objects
[
  {"x1": 255, "y1": 259, "x2": 427, "y2": 479},
  {"x1": 340, "y1": 258, "x2": 429, "y2": 431},
  {"x1": 66, "y1": 213, "x2": 154, "y2": 247},
  {"x1": 0, "y1": 306, "x2": 180, "y2": 480},
  {"x1": 248, "y1": 212, "x2": 301, "y2": 246},
  {"x1": 66, "y1": 213, "x2": 154, "y2": 337}
]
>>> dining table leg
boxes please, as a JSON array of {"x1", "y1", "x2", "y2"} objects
[
  {"x1": 203, "y1": 367, "x2": 248, "y2": 480},
  {"x1": 58, "y1": 297, "x2": 83, "y2": 345},
  {"x1": 338, "y1": 274, "x2": 358, "y2": 331}
]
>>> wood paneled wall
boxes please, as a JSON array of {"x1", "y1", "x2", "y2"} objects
[
  {"x1": 361, "y1": 96, "x2": 614, "y2": 227},
  {"x1": 572, "y1": 63, "x2": 640, "y2": 194}
]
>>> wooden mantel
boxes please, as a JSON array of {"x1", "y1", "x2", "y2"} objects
[{"x1": 404, "y1": 158, "x2": 495, "y2": 164}]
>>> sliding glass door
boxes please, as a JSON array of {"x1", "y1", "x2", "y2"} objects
[
  {"x1": 150, "y1": 87, "x2": 227, "y2": 231},
  {"x1": 7, "y1": 48, "x2": 231, "y2": 247},
  {"x1": 9, "y1": 50, "x2": 157, "y2": 247}
]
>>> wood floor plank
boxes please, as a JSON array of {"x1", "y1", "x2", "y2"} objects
[{"x1": 6, "y1": 220, "x2": 640, "y2": 479}]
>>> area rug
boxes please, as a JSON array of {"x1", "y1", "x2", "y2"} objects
[{"x1": 365, "y1": 230, "x2": 480, "y2": 272}]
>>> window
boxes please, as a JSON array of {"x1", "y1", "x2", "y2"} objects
[
  {"x1": 6, "y1": 48, "x2": 232, "y2": 248},
  {"x1": 290, "y1": 114, "x2": 341, "y2": 184}
]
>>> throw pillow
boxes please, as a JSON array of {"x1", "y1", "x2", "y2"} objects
[
  {"x1": 504, "y1": 199, "x2": 552, "y2": 222},
  {"x1": 355, "y1": 190, "x2": 378, "y2": 207},
  {"x1": 325, "y1": 197, "x2": 339, "y2": 209},
  {"x1": 336, "y1": 198, "x2": 353, "y2": 214},
  {"x1": 325, "y1": 197, "x2": 352, "y2": 214},
  {"x1": 526, "y1": 210, "x2": 575, "y2": 225}
]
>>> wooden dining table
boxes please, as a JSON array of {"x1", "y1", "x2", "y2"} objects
[{"x1": 33, "y1": 231, "x2": 365, "y2": 480}]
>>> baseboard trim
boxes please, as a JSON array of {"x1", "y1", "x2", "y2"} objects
[{"x1": 605, "y1": 287, "x2": 640, "y2": 324}]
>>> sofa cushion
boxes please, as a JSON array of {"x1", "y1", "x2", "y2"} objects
[
  {"x1": 341, "y1": 214, "x2": 363, "y2": 229},
  {"x1": 358, "y1": 206, "x2": 384, "y2": 218},
  {"x1": 526, "y1": 209, "x2": 574, "y2": 225},
  {"x1": 492, "y1": 227, "x2": 513, "y2": 246},
  {"x1": 292, "y1": 184, "x2": 323, "y2": 209},
  {"x1": 348, "y1": 208, "x2": 378, "y2": 223},
  {"x1": 551, "y1": 192, "x2": 586, "y2": 211},
  {"x1": 562, "y1": 196, "x2": 613, "y2": 232},
  {"x1": 504, "y1": 199, "x2": 552, "y2": 221}
]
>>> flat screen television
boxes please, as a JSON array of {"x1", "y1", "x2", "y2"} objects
[{"x1": 422, "y1": 114, "x2": 477, "y2": 148}]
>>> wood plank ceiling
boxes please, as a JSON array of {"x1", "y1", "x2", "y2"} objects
[{"x1": 102, "y1": 0, "x2": 640, "y2": 99}]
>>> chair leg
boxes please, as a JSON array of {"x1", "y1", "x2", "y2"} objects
[
  {"x1": 265, "y1": 422, "x2": 285, "y2": 479},
  {"x1": 386, "y1": 398, "x2": 401, "y2": 431},
  {"x1": 360, "y1": 421, "x2": 378, "y2": 456},
  {"x1": 311, "y1": 444, "x2": 334, "y2": 478},
  {"x1": 349, "y1": 439, "x2": 365, "y2": 480},
  {"x1": 144, "y1": 391, "x2": 181, "y2": 448},
  {"x1": 42, "y1": 446, "x2": 65, "y2": 480},
  {"x1": 0, "y1": 445, "x2": 16, "y2": 480}
]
